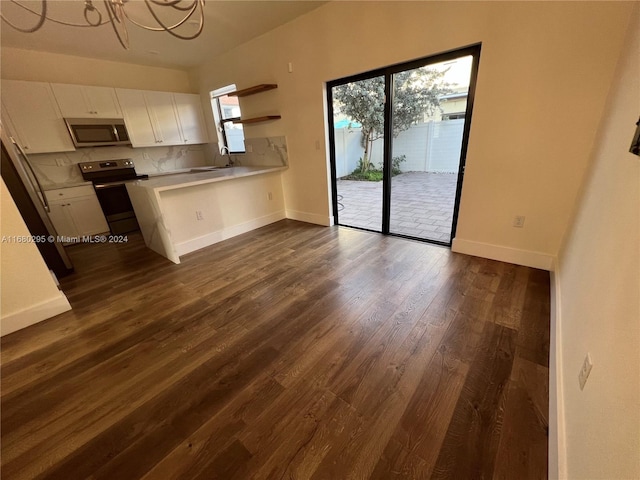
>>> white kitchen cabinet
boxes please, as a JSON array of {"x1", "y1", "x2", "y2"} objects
[
  {"x1": 114, "y1": 89, "x2": 158, "y2": 147},
  {"x1": 145, "y1": 91, "x2": 183, "y2": 145},
  {"x1": 174, "y1": 93, "x2": 209, "y2": 144},
  {"x1": 1, "y1": 80, "x2": 75, "y2": 153},
  {"x1": 51, "y1": 83, "x2": 122, "y2": 118},
  {"x1": 116, "y1": 88, "x2": 180, "y2": 147},
  {"x1": 45, "y1": 185, "x2": 108, "y2": 240},
  {"x1": 116, "y1": 88, "x2": 208, "y2": 147},
  {"x1": 47, "y1": 204, "x2": 77, "y2": 240}
]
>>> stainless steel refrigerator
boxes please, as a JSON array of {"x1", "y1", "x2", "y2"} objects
[{"x1": 1, "y1": 126, "x2": 74, "y2": 278}]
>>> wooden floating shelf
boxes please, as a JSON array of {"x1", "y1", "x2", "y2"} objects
[
  {"x1": 228, "y1": 84, "x2": 278, "y2": 97},
  {"x1": 228, "y1": 115, "x2": 281, "y2": 125}
]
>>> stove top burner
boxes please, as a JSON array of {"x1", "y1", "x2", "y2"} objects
[{"x1": 78, "y1": 159, "x2": 147, "y2": 184}]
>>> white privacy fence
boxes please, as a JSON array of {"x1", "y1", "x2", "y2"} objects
[{"x1": 334, "y1": 119, "x2": 465, "y2": 177}]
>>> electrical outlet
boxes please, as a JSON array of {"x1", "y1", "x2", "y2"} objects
[
  {"x1": 578, "y1": 353, "x2": 593, "y2": 390},
  {"x1": 246, "y1": 145, "x2": 253, "y2": 153},
  {"x1": 513, "y1": 215, "x2": 526, "y2": 228},
  {"x1": 195, "y1": 210, "x2": 204, "y2": 221},
  {"x1": 268, "y1": 192, "x2": 273, "y2": 201},
  {"x1": 55, "y1": 158, "x2": 66, "y2": 167}
]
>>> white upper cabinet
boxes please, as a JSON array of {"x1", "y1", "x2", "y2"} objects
[
  {"x1": 174, "y1": 93, "x2": 209, "y2": 144},
  {"x1": 1, "y1": 80, "x2": 75, "y2": 153},
  {"x1": 51, "y1": 84, "x2": 122, "y2": 118},
  {"x1": 144, "y1": 91, "x2": 183, "y2": 146},
  {"x1": 117, "y1": 88, "x2": 208, "y2": 147},
  {"x1": 115, "y1": 89, "x2": 158, "y2": 147}
]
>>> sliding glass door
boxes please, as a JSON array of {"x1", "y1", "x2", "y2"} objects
[
  {"x1": 328, "y1": 45, "x2": 480, "y2": 246},
  {"x1": 330, "y1": 75, "x2": 385, "y2": 233},
  {"x1": 389, "y1": 55, "x2": 474, "y2": 243}
]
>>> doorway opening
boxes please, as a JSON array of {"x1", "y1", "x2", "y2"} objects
[{"x1": 327, "y1": 44, "x2": 480, "y2": 246}]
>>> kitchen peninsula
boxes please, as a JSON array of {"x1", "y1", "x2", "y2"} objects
[{"x1": 126, "y1": 166, "x2": 286, "y2": 263}]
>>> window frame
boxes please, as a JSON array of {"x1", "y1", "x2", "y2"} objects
[{"x1": 210, "y1": 85, "x2": 246, "y2": 154}]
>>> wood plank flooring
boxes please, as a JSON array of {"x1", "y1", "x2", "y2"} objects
[{"x1": 1, "y1": 220, "x2": 550, "y2": 479}]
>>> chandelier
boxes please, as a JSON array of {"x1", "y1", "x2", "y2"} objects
[{"x1": 1, "y1": 0, "x2": 205, "y2": 49}]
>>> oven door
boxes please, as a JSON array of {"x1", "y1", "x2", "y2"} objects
[{"x1": 93, "y1": 183, "x2": 139, "y2": 234}]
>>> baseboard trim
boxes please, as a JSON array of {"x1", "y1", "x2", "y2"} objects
[
  {"x1": 285, "y1": 209, "x2": 332, "y2": 226},
  {"x1": 451, "y1": 238, "x2": 554, "y2": 270},
  {"x1": 175, "y1": 210, "x2": 286, "y2": 257},
  {"x1": 549, "y1": 261, "x2": 568, "y2": 479},
  {"x1": 1, "y1": 291, "x2": 71, "y2": 337}
]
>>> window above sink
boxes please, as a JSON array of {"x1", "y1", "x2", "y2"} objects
[{"x1": 210, "y1": 84, "x2": 246, "y2": 154}]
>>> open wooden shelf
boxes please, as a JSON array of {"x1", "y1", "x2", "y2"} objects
[
  {"x1": 228, "y1": 84, "x2": 278, "y2": 97},
  {"x1": 229, "y1": 115, "x2": 281, "y2": 125}
]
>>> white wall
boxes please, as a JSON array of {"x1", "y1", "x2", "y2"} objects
[
  {"x1": 0, "y1": 178, "x2": 71, "y2": 336},
  {"x1": 1, "y1": 47, "x2": 193, "y2": 92},
  {"x1": 554, "y1": 9, "x2": 640, "y2": 479},
  {"x1": 191, "y1": 1, "x2": 633, "y2": 267}
]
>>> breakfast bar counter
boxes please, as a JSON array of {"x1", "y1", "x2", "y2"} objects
[{"x1": 126, "y1": 166, "x2": 287, "y2": 264}]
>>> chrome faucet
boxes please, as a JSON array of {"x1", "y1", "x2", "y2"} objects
[{"x1": 220, "y1": 146, "x2": 234, "y2": 166}]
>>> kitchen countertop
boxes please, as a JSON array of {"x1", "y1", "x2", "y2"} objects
[
  {"x1": 129, "y1": 165, "x2": 287, "y2": 192},
  {"x1": 125, "y1": 164, "x2": 287, "y2": 265},
  {"x1": 42, "y1": 181, "x2": 92, "y2": 191}
]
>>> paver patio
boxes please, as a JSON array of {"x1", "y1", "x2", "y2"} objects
[{"x1": 336, "y1": 171, "x2": 458, "y2": 243}]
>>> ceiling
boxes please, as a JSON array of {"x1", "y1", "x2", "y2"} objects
[{"x1": 0, "y1": 0, "x2": 327, "y2": 70}]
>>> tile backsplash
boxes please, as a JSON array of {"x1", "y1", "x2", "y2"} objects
[
  {"x1": 210, "y1": 136, "x2": 288, "y2": 167},
  {"x1": 28, "y1": 136, "x2": 288, "y2": 189},
  {"x1": 30, "y1": 144, "x2": 208, "y2": 188}
]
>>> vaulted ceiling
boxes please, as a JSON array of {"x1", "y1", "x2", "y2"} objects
[{"x1": 1, "y1": 1, "x2": 327, "y2": 69}]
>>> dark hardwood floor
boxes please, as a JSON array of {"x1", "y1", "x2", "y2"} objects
[{"x1": 1, "y1": 220, "x2": 550, "y2": 479}]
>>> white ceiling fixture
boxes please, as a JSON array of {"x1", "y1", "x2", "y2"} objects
[
  {"x1": 0, "y1": 1, "x2": 327, "y2": 69},
  {"x1": 1, "y1": 0, "x2": 205, "y2": 50}
]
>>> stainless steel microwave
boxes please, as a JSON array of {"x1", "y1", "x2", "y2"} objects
[{"x1": 64, "y1": 118, "x2": 131, "y2": 147}]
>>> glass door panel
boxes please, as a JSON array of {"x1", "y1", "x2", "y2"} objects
[
  {"x1": 389, "y1": 55, "x2": 473, "y2": 244},
  {"x1": 331, "y1": 75, "x2": 385, "y2": 232}
]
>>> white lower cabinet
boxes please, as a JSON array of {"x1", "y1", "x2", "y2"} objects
[{"x1": 45, "y1": 186, "x2": 109, "y2": 241}]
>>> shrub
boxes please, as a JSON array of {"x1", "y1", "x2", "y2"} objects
[{"x1": 340, "y1": 155, "x2": 406, "y2": 182}]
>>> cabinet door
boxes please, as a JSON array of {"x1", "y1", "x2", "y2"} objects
[
  {"x1": 1, "y1": 80, "x2": 75, "y2": 153},
  {"x1": 85, "y1": 86, "x2": 122, "y2": 118},
  {"x1": 67, "y1": 196, "x2": 109, "y2": 236},
  {"x1": 116, "y1": 88, "x2": 158, "y2": 147},
  {"x1": 53, "y1": 84, "x2": 122, "y2": 118},
  {"x1": 48, "y1": 203, "x2": 78, "y2": 238},
  {"x1": 174, "y1": 93, "x2": 209, "y2": 144},
  {"x1": 145, "y1": 91, "x2": 183, "y2": 146}
]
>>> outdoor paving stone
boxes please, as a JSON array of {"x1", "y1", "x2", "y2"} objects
[{"x1": 337, "y1": 172, "x2": 457, "y2": 242}]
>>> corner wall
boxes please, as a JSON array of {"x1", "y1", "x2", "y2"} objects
[
  {"x1": 555, "y1": 9, "x2": 640, "y2": 479},
  {"x1": 191, "y1": 2, "x2": 633, "y2": 265},
  {"x1": 0, "y1": 178, "x2": 71, "y2": 336}
]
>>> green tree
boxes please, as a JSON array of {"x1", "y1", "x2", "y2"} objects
[{"x1": 333, "y1": 68, "x2": 451, "y2": 173}]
